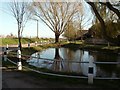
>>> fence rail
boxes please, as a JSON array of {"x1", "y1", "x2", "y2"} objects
[
  {"x1": 6, "y1": 58, "x2": 120, "y2": 80},
  {"x1": 8, "y1": 52, "x2": 120, "y2": 65},
  {"x1": 2, "y1": 47, "x2": 120, "y2": 85}
]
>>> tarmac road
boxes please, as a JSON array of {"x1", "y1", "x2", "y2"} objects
[{"x1": 2, "y1": 68, "x2": 93, "y2": 89}]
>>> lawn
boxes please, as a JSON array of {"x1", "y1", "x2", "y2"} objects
[{"x1": 0, "y1": 37, "x2": 54, "y2": 46}]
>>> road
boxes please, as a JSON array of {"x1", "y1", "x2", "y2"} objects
[{"x1": 2, "y1": 68, "x2": 94, "y2": 89}]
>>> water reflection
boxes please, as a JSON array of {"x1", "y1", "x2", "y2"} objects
[
  {"x1": 27, "y1": 48, "x2": 120, "y2": 78},
  {"x1": 90, "y1": 51, "x2": 120, "y2": 77},
  {"x1": 51, "y1": 48, "x2": 64, "y2": 71},
  {"x1": 80, "y1": 52, "x2": 96, "y2": 77}
]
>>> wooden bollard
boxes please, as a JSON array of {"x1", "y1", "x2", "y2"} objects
[
  {"x1": 17, "y1": 50, "x2": 22, "y2": 70},
  {"x1": 28, "y1": 42, "x2": 30, "y2": 48},
  {"x1": 88, "y1": 56, "x2": 94, "y2": 84}
]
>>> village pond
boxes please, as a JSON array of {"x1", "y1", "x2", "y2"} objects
[{"x1": 27, "y1": 48, "x2": 120, "y2": 78}]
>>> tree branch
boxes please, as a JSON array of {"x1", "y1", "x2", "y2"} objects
[
  {"x1": 87, "y1": 2, "x2": 107, "y2": 37},
  {"x1": 100, "y1": 2, "x2": 120, "y2": 19}
]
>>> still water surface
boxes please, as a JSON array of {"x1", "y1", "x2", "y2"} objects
[{"x1": 27, "y1": 48, "x2": 120, "y2": 78}]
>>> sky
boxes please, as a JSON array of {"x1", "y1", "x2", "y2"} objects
[
  {"x1": 0, "y1": 2, "x2": 55, "y2": 38},
  {"x1": 0, "y1": 1, "x2": 93, "y2": 38}
]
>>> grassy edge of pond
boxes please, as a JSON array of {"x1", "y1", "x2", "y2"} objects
[
  {"x1": 0, "y1": 37, "x2": 55, "y2": 46},
  {"x1": 61, "y1": 43, "x2": 120, "y2": 54},
  {"x1": 21, "y1": 42, "x2": 67, "y2": 55}
]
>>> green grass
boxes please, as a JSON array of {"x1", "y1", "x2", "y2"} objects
[
  {"x1": 2, "y1": 58, "x2": 17, "y2": 69},
  {"x1": 21, "y1": 42, "x2": 69, "y2": 55},
  {"x1": 21, "y1": 70, "x2": 88, "y2": 85},
  {"x1": 0, "y1": 37, "x2": 55, "y2": 46},
  {"x1": 21, "y1": 47, "x2": 42, "y2": 55},
  {"x1": 1, "y1": 38, "x2": 18, "y2": 45},
  {"x1": 80, "y1": 44, "x2": 120, "y2": 53}
]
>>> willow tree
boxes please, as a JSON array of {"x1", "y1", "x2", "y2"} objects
[
  {"x1": 87, "y1": 1, "x2": 120, "y2": 45},
  {"x1": 75, "y1": 2, "x2": 93, "y2": 41},
  {"x1": 63, "y1": 20, "x2": 77, "y2": 41},
  {"x1": 33, "y1": 2, "x2": 79, "y2": 43},
  {"x1": 9, "y1": 1, "x2": 32, "y2": 50}
]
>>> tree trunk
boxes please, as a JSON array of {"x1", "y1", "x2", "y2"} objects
[
  {"x1": 54, "y1": 48, "x2": 60, "y2": 59},
  {"x1": 18, "y1": 30, "x2": 22, "y2": 51},
  {"x1": 55, "y1": 33, "x2": 60, "y2": 43},
  {"x1": 53, "y1": 48, "x2": 62, "y2": 71},
  {"x1": 100, "y1": 2, "x2": 120, "y2": 19},
  {"x1": 87, "y1": 2, "x2": 107, "y2": 38},
  {"x1": 18, "y1": 37, "x2": 22, "y2": 50}
]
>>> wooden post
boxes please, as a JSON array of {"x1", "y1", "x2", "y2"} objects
[
  {"x1": 17, "y1": 50, "x2": 22, "y2": 70},
  {"x1": 28, "y1": 42, "x2": 30, "y2": 48},
  {"x1": 35, "y1": 41, "x2": 37, "y2": 46},
  {"x1": 6, "y1": 44, "x2": 8, "y2": 50},
  {"x1": 88, "y1": 56, "x2": 94, "y2": 84}
]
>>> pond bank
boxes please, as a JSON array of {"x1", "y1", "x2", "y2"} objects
[
  {"x1": 8, "y1": 43, "x2": 120, "y2": 60},
  {"x1": 61, "y1": 43, "x2": 120, "y2": 54}
]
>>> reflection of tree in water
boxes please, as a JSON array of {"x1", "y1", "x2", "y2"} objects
[
  {"x1": 61, "y1": 48, "x2": 79, "y2": 72},
  {"x1": 51, "y1": 48, "x2": 81, "y2": 72},
  {"x1": 51, "y1": 48, "x2": 64, "y2": 71},
  {"x1": 77, "y1": 50, "x2": 84, "y2": 73},
  {"x1": 90, "y1": 51, "x2": 118, "y2": 77},
  {"x1": 37, "y1": 52, "x2": 41, "y2": 63},
  {"x1": 90, "y1": 52, "x2": 118, "y2": 62}
]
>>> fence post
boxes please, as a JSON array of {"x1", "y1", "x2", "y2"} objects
[
  {"x1": 18, "y1": 45, "x2": 20, "y2": 51},
  {"x1": 35, "y1": 52, "x2": 38, "y2": 58},
  {"x1": 17, "y1": 49, "x2": 22, "y2": 70},
  {"x1": 6, "y1": 44, "x2": 9, "y2": 54},
  {"x1": 28, "y1": 42, "x2": 30, "y2": 48},
  {"x1": 6, "y1": 44, "x2": 8, "y2": 50},
  {"x1": 37, "y1": 53, "x2": 40, "y2": 60},
  {"x1": 88, "y1": 56, "x2": 94, "y2": 84},
  {"x1": 4, "y1": 47, "x2": 7, "y2": 61},
  {"x1": 35, "y1": 41, "x2": 37, "y2": 46}
]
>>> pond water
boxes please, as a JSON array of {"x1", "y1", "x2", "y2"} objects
[{"x1": 27, "y1": 48, "x2": 120, "y2": 78}]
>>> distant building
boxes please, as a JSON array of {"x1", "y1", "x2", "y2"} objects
[
  {"x1": 0, "y1": 35, "x2": 5, "y2": 38},
  {"x1": 76, "y1": 30, "x2": 92, "y2": 40}
]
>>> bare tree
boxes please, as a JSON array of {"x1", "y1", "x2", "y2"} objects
[
  {"x1": 63, "y1": 20, "x2": 77, "y2": 41},
  {"x1": 9, "y1": 1, "x2": 32, "y2": 50},
  {"x1": 74, "y1": 2, "x2": 93, "y2": 41},
  {"x1": 32, "y1": 2, "x2": 79, "y2": 43}
]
